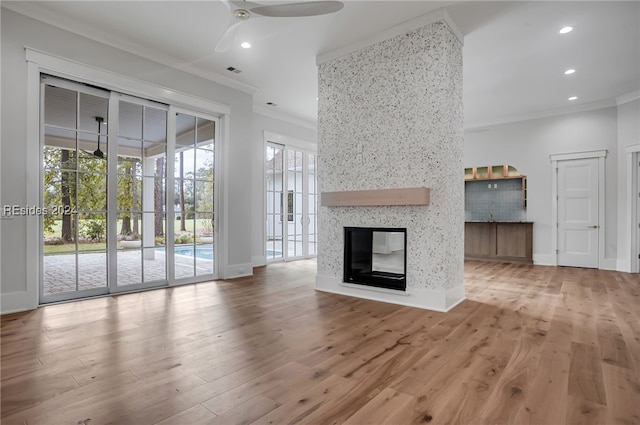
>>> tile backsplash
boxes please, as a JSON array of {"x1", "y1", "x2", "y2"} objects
[{"x1": 465, "y1": 179, "x2": 526, "y2": 222}]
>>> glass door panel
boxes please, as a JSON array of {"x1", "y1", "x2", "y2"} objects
[
  {"x1": 266, "y1": 143, "x2": 284, "y2": 260},
  {"x1": 287, "y1": 150, "x2": 304, "y2": 259},
  {"x1": 308, "y1": 153, "x2": 317, "y2": 256},
  {"x1": 41, "y1": 80, "x2": 109, "y2": 301},
  {"x1": 116, "y1": 100, "x2": 167, "y2": 287},
  {"x1": 172, "y1": 113, "x2": 216, "y2": 281}
]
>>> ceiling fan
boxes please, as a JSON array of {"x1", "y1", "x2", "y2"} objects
[{"x1": 216, "y1": 0, "x2": 344, "y2": 52}]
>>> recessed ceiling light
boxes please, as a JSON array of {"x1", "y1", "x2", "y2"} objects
[
  {"x1": 564, "y1": 69, "x2": 576, "y2": 75},
  {"x1": 568, "y1": 96, "x2": 578, "y2": 101},
  {"x1": 240, "y1": 42, "x2": 251, "y2": 49},
  {"x1": 559, "y1": 26, "x2": 573, "y2": 34}
]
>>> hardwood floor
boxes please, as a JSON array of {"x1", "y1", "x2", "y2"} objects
[{"x1": 1, "y1": 260, "x2": 639, "y2": 424}]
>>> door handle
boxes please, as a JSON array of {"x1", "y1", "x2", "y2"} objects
[{"x1": 588, "y1": 225, "x2": 599, "y2": 229}]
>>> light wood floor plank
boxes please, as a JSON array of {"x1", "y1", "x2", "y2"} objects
[{"x1": 1, "y1": 260, "x2": 638, "y2": 424}]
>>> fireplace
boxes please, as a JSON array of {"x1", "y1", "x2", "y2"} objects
[{"x1": 343, "y1": 227, "x2": 407, "y2": 291}]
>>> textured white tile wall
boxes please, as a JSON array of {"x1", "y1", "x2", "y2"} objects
[{"x1": 317, "y1": 21, "x2": 464, "y2": 307}]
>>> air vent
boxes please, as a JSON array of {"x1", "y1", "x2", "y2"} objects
[{"x1": 226, "y1": 66, "x2": 241, "y2": 74}]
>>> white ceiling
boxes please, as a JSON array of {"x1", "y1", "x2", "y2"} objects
[{"x1": 4, "y1": 1, "x2": 639, "y2": 129}]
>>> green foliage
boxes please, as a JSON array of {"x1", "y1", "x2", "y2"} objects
[
  {"x1": 154, "y1": 236, "x2": 166, "y2": 246},
  {"x1": 43, "y1": 147, "x2": 109, "y2": 234},
  {"x1": 80, "y1": 219, "x2": 106, "y2": 241},
  {"x1": 175, "y1": 234, "x2": 193, "y2": 244}
]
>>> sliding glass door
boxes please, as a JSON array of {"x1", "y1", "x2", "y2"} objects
[
  {"x1": 265, "y1": 142, "x2": 317, "y2": 261},
  {"x1": 41, "y1": 78, "x2": 110, "y2": 301},
  {"x1": 40, "y1": 76, "x2": 219, "y2": 303},
  {"x1": 115, "y1": 96, "x2": 168, "y2": 288},
  {"x1": 172, "y1": 111, "x2": 217, "y2": 281}
]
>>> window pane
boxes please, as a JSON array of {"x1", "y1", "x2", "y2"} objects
[
  {"x1": 176, "y1": 114, "x2": 195, "y2": 148},
  {"x1": 117, "y1": 139, "x2": 142, "y2": 173},
  {"x1": 196, "y1": 118, "x2": 214, "y2": 146},
  {"x1": 144, "y1": 107, "x2": 167, "y2": 144},
  {"x1": 195, "y1": 180, "x2": 214, "y2": 212},
  {"x1": 79, "y1": 93, "x2": 108, "y2": 134},
  {"x1": 174, "y1": 179, "x2": 194, "y2": 217},
  {"x1": 143, "y1": 247, "x2": 166, "y2": 282},
  {"x1": 44, "y1": 85, "x2": 76, "y2": 128},
  {"x1": 175, "y1": 149, "x2": 195, "y2": 178},
  {"x1": 78, "y1": 251, "x2": 107, "y2": 290},
  {"x1": 44, "y1": 253, "x2": 77, "y2": 294},
  {"x1": 195, "y1": 149, "x2": 214, "y2": 177},
  {"x1": 143, "y1": 156, "x2": 166, "y2": 178},
  {"x1": 119, "y1": 101, "x2": 143, "y2": 140},
  {"x1": 117, "y1": 175, "x2": 142, "y2": 212},
  {"x1": 117, "y1": 249, "x2": 142, "y2": 286},
  {"x1": 78, "y1": 172, "x2": 107, "y2": 211}
]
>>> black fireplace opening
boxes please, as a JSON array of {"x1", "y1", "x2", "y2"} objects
[{"x1": 344, "y1": 227, "x2": 407, "y2": 291}]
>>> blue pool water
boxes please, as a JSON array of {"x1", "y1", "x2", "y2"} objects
[
  {"x1": 156, "y1": 245, "x2": 214, "y2": 260},
  {"x1": 156, "y1": 246, "x2": 281, "y2": 260}
]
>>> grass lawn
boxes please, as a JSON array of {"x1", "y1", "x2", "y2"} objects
[
  {"x1": 44, "y1": 242, "x2": 107, "y2": 255},
  {"x1": 44, "y1": 219, "x2": 199, "y2": 238}
]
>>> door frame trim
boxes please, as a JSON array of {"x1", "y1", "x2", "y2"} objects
[
  {"x1": 626, "y1": 144, "x2": 640, "y2": 273},
  {"x1": 550, "y1": 150, "x2": 607, "y2": 268}
]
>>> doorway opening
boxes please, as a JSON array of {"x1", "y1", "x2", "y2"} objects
[{"x1": 265, "y1": 141, "x2": 317, "y2": 261}]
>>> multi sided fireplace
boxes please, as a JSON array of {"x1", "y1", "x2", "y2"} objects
[{"x1": 343, "y1": 227, "x2": 407, "y2": 291}]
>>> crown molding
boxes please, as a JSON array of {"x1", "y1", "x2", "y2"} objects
[
  {"x1": 616, "y1": 90, "x2": 640, "y2": 106},
  {"x1": 263, "y1": 130, "x2": 316, "y2": 151},
  {"x1": 253, "y1": 105, "x2": 317, "y2": 132},
  {"x1": 2, "y1": 2, "x2": 258, "y2": 95},
  {"x1": 316, "y1": 7, "x2": 464, "y2": 65},
  {"x1": 465, "y1": 98, "x2": 618, "y2": 130}
]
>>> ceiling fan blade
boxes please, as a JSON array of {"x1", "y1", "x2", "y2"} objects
[
  {"x1": 215, "y1": 18, "x2": 244, "y2": 52},
  {"x1": 249, "y1": 1, "x2": 343, "y2": 18}
]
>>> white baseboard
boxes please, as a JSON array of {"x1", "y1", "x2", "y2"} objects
[
  {"x1": 1, "y1": 290, "x2": 38, "y2": 315},
  {"x1": 252, "y1": 255, "x2": 267, "y2": 267},
  {"x1": 533, "y1": 253, "x2": 556, "y2": 266},
  {"x1": 600, "y1": 258, "x2": 618, "y2": 271},
  {"x1": 616, "y1": 259, "x2": 631, "y2": 273},
  {"x1": 223, "y1": 263, "x2": 253, "y2": 279},
  {"x1": 315, "y1": 275, "x2": 465, "y2": 312}
]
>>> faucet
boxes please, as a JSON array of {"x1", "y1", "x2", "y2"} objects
[{"x1": 489, "y1": 213, "x2": 494, "y2": 222}]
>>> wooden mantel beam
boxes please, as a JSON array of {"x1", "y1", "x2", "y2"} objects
[{"x1": 320, "y1": 187, "x2": 430, "y2": 207}]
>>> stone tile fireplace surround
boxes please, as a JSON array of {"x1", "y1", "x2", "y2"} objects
[{"x1": 315, "y1": 16, "x2": 465, "y2": 312}]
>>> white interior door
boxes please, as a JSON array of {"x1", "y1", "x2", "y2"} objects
[{"x1": 557, "y1": 158, "x2": 599, "y2": 268}]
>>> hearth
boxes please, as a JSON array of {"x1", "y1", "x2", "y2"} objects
[{"x1": 343, "y1": 227, "x2": 407, "y2": 291}]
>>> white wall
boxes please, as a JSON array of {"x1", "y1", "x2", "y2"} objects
[
  {"x1": 464, "y1": 106, "x2": 620, "y2": 267},
  {"x1": 616, "y1": 98, "x2": 640, "y2": 272},
  {"x1": 1, "y1": 9, "x2": 255, "y2": 312}
]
